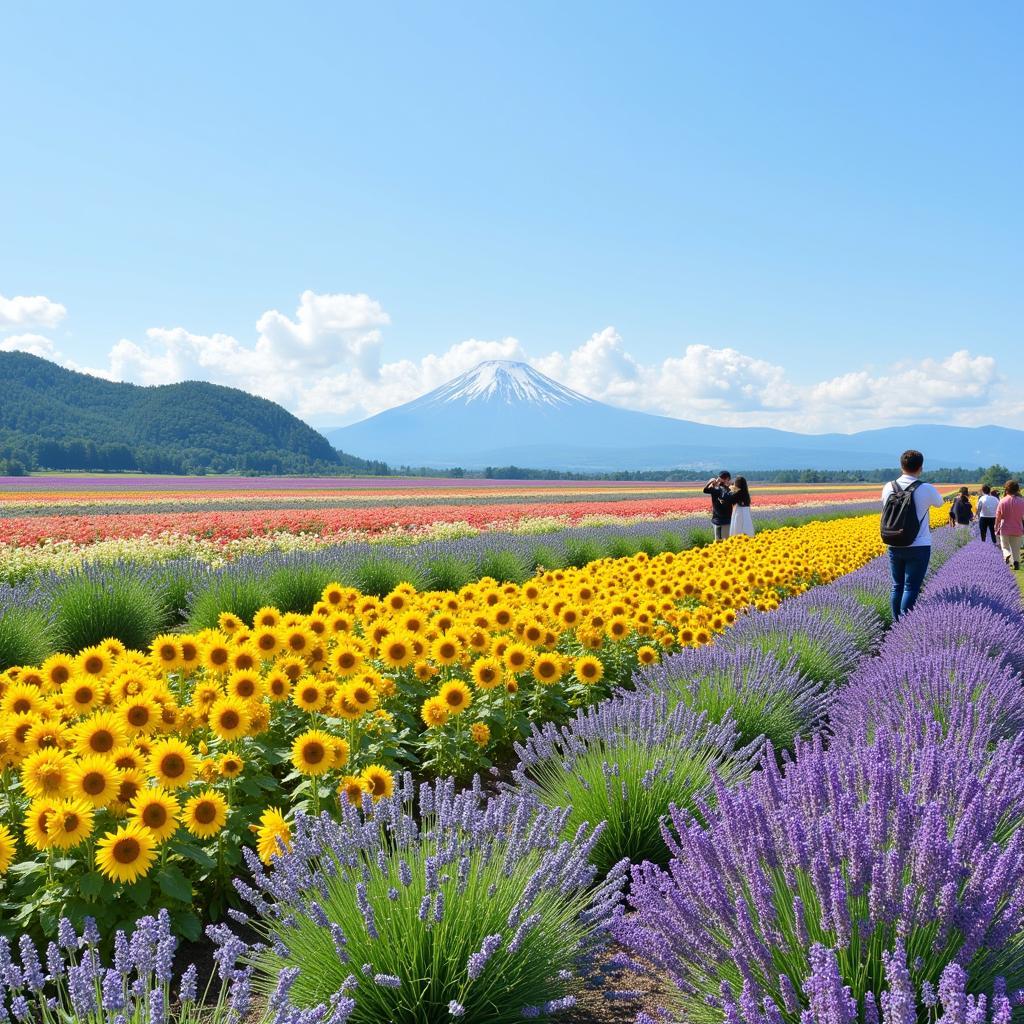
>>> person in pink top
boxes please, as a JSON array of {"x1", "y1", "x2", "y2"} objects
[{"x1": 994, "y1": 479, "x2": 1024, "y2": 570}]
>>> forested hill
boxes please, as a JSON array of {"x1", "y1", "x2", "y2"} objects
[{"x1": 0, "y1": 352, "x2": 386, "y2": 475}]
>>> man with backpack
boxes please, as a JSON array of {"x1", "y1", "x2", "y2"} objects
[{"x1": 880, "y1": 450, "x2": 945, "y2": 621}]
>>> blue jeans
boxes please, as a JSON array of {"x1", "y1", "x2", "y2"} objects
[{"x1": 888, "y1": 545, "x2": 931, "y2": 621}]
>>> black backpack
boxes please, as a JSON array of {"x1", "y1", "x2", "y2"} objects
[{"x1": 880, "y1": 480, "x2": 924, "y2": 547}]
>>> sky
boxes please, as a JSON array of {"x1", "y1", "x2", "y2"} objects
[{"x1": 2, "y1": 2, "x2": 1021, "y2": 433}]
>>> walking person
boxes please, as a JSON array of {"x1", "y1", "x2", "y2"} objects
[
  {"x1": 948, "y1": 486, "x2": 973, "y2": 536},
  {"x1": 977, "y1": 484, "x2": 999, "y2": 545},
  {"x1": 702, "y1": 471, "x2": 733, "y2": 542},
  {"x1": 995, "y1": 480, "x2": 1024, "y2": 570},
  {"x1": 728, "y1": 476, "x2": 755, "y2": 537},
  {"x1": 880, "y1": 449, "x2": 945, "y2": 621}
]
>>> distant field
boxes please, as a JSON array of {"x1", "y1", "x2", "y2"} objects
[{"x1": 0, "y1": 476, "x2": 912, "y2": 547}]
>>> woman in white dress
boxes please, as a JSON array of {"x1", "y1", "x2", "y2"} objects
[{"x1": 729, "y1": 476, "x2": 755, "y2": 537}]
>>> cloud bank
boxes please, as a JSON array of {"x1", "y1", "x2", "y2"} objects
[{"x1": 0, "y1": 290, "x2": 1010, "y2": 433}]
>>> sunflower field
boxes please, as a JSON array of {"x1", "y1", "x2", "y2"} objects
[{"x1": 0, "y1": 511, "x2": 897, "y2": 942}]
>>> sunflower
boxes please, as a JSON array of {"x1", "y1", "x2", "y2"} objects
[
  {"x1": 361, "y1": 764, "x2": 394, "y2": 801},
  {"x1": 148, "y1": 738, "x2": 196, "y2": 790},
  {"x1": 414, "y1": 660, "x2": 437, "y2": 683},
  {"x1": 183, "y1": 790, "x2": 228, "y2": 839},
  {"x1": 328, "y1": 613, "x2": 353, "y2": 635},
  {"x1": 120, "y1": 695, "x2": 159, "y2": 736},
  {"x1": 207, "y1": 696, "x2": 251, "y2": 742},
  {"x1": 23, "y1": 798, "x2": 61, "y2": 850},
  {"x1": 150, "y1": 635, "x2": 181, "y2": 671},
  {"x1": 265, "y1": 670, "x2": 292, "y2": 702},
  {"x1": 330, "y1": 737, "x2": 350, "y2": 769},
  {"x1": 329, "y1": 645, "x2": 363, "y2": 678},
  {"x1": 420, "y1": 696, "x2": 449, "y2": 728},
  {"x1": 96, "y1": 823, "x2": 157, "y2": 884},
  {"x1": 0, "y1": 824, "x2": 15, "y2": 873},
  {"x1": 471, "y1": 657, "x2": 503, "y2": 691},
  {"x1": 225, "y1": 670, "x2": 261, "y2": 702},
  {"x1": 255, "y1": 807, "x2": 291, "y2": 864},
  {"x1": 130, "y1": 789, "x2": 181, "y2": 842},
  {"x1": 76, "y1": 645, "x2": 112, "y2": 678},
  {"x1": 177, "y1": 637, "x2": 201, "y2": 672},
  {"x1": 27, "y1": 720, "x2": 65, "y2": 752},
  {"x1": 438, "y1": 680, "x2": 472, "y2": 716},
  {"x1": 470, "y1": 722, "x2": 491, "y2": 747},
  {"x1": 291, "y1": 677, "x2": 326, "y2": 713},
  {"x1": 344, "y1": 680, "x2": 378, "y2": 714},
  {"x1": 573, "y1": 656, "x2": 604, "y2": 686},
  {"x1": 291, "y1": 729, "x2": 334, "y2": 776},
  {"x1": 217, "y1": 612, "x2": 243, "y2": 634},
  {"x1": 337, "y1": 774, "x2": 370, "y2": 805},
  {"x1": 531, "y1": 653, "x2": 564, "y2": 686},
  {"x1": 45, "y1": 799, "x2": 94, "y2": 850},
  {"x1": 200, "y1": 637, "x2": 232, "y2": 673},
  {"x1": 252, "y1": 626, "x2": 282, "y2": 658},
  {"x1": 217, "y1": 753, "x2": 244, "y2": 774},
  {"x1": 110, "y1": 745, "x2": 144, "y2": 772},
  {"x1": 1, "y1": 683, "x2": 42, "y2": 718},
  {"x1": 190, "y1": 682, "x2": 222, "y2": 712},
  {"x1": 380, "y1": 632, "x2": 416, "y2": 669},
  {"x1": 228, "y1": 646, "x2": 259, "y2": 674},
  {"x1": 636, "y1": 645, "x2": 659, "y2": 666},
  {"x1": 280, "y1": 626, "x2": 313, "y2": 658},
  {"x1": 321, "y1": 583, "x2": 346, "y2": 607},
  {"x1": 41, "y1": 654, "x2": 75, "y2": 690},
  {"x1": 68, "y1": 755, "x2": 120, "y2": 807},
  {"x1": 502, "y1": 644, "x2": 534, "y2": 674},
  {"x1": 110, "y1": 768, "x2": 146, "y2": 815},
  {"x1": 73, "y1": 711, "x2": 127, "y2": 757},
  {"x1": 608, "y1": 616, "x2": 630, "y2": 640},
  {"x1": 252, "y1": 605, "x2": 281, "y2": 629},
  {"x1": 276, "y1": 655, "x2": 307, "y2": 682},
  {"x1": 430, "y1": 635, "x2": 461, "y2": 666},
  {"x1": 21, "y1": 749, "x2": 71, "y2": 799},
  {"x1": 63, "y1": 676, "x2": 101, "y2": 715}
]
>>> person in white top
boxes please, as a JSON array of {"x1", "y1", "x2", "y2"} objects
[
  {"x1": 977, "y1": 484, "x2": 999, "y2": 546},
  {"x1": 880, "y1": 449, "x2": 945, "y2": 621}
]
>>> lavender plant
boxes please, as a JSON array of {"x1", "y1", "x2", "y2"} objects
[
  {"x1": 633, "y1": 646, "x2": 829, "y2": 753},
  {"x1": 0, "y1": 910, "x2": 242, "y2": 1024},
  {"x1": 512, "y1": 695, "x2": 752, "y2": 875},
  {"x1": 615, "y1": 724, "x2": 1024, "y2": 1024},
  {"x1": 217, "y1": 774, "x2": 626, "y2": 1024}
]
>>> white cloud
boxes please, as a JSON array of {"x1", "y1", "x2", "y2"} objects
[
  {"x1": 0, "y1": 294, "x2": 67, "y2": 329},
  {"x1": 4, "y1": 286, "x2": 1012, "y2": 432}
]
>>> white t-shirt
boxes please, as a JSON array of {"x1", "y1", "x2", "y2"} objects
[
  {"x1": 977, "y1": 494, "x2": 999, "y2": 518},
  {"x1": 880, "y1": 475, "x2": 945, "y2": 547}
]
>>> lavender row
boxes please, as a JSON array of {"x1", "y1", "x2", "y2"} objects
[{"x1": 614, "y1": 536, "x2": 1024, "y2": 1024}]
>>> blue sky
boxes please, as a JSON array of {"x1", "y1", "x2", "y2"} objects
[{"x1": 2, "y1": 2, "x2": 1021, "y2": 431}]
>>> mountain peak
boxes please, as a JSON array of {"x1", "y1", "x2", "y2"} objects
[{"x1": 408, "y1": 359, "x2": 595, "y2": 409}]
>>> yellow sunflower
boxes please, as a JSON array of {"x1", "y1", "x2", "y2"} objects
[
  {"x1": 470, "y1": 722, "x2": 491, "y2": 747},
  {"x1": 0, "y1": 823, "x2": 15, "y2": 873},
  {"x1": 63, "y1": 676, "x2": 101, "y2": 715},
  {"x1": 531, "y1": 653, "x2": 564, "y2": 686},
  {"x1": 254, "y1": 807, "x2": 291, "y2": 864},
  {"x1": 120, "y1": 695, "x2": 159, "y2": 736},
  {"x1": 183, "y1": 790, "x2": 228, "y2": 839},
  {"x1": 218, "y1": 753, "x2": 245, "y2": 778},
  {"x1": 360, "y1": 764, "x2": 394, "y2": 801},
  {"x1": 1, "y1": 683, "x2": 43, "y2": 718},
  {"x1": 226, "y1": 670, "x2": 262, "y2": 702},
  {"x1": 291, "y1": 677, "x2": 326, "y2": 713},
  {"x1": 96, "y1": 823, "x2": 157, "y2": 884},
  {"x1": 21, "y1": 749, "x2": 72, "y2": 799},
  {"x1": 430, "y1": 635, "x2": 461, "y2": 666},
  {"x1": 573, "y1": 656, "x2": 604, "y2": 686},
  {"x1": 338, "y1": 774, "x2": 371, "y2": 805},
  {"x1": 380, "y1": 632, "x2": 416, "y2": 669},
  {"x1": 252, "y1": 625, "x2": 282, "y2": 658},
  {"x1": 129, "y1": 788, "x2": 181, "y2": 842},
  {"x1": 41, "y1": 654, "x2": 75, "y2": 690},
  {"x1": 265, "y1": 670, "x2": 292, "y2": 702},
  {"x1": 201, "y1": 637, "x2": 232, "y2": 673},
  {"x1": 329, "y1": 645, "x2": 363, "y2": 677},
  {"x1": 68, "y1": 755, "x2": 120, "y2": 807},
  {"x1": 76, "y1": 645, "x2": 112, "y2": 678},
  {"x1": 438, "y1": 680, "x2": 472, "y2": 716},
  {"x1": 420, "y1": 696, "x2": 449, "y2": 728},
  {"x1": 290, "y1": 729, "x2": 334, "y2": 776},
  {"x1": 45, "y1": 799, "x2": 94, "y2": 850},
  {"x1": 471, "y1": 657, "x2": 503, "y2": 691},
  {"x1": 208, "y1": 696, "x2": 251, "y2": 742},
  {"x1": 73, "y1": 711, "x2": 127, "y2": 757},
  {"x1": 150, "y1": 635, "x2": 181, "y2": 671},
  {"x1": 23, "y1": 797, "x2": 61, "y2": 850},
  {"x1": 148, "y1": 738, "x2": 196, "y2": 790}
]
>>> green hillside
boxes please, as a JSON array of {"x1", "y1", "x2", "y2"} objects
[{"x1": 0, "y1": 352, "x2": 386, "y2": 475}]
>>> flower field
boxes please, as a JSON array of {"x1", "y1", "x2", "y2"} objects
[{"x1": 2, "y1": 477, "x2": 1019, "y2": 1024}]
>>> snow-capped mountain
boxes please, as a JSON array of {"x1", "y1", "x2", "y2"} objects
[
  {"x1": 326, "y1": 360, "x2": 1023, "y2": 471},
  {"x1": 409, "y1": 360, "x2": 596, "y2": 409}
]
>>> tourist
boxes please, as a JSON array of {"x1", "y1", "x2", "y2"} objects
[
  {"x1": 948, "y1": 486, "x2": 973, "y2": 535},
  {"x1": 995, "y1": 480, "x2": 1024, "y2": 570},
  {"x1": 729, "y1": 476, "x2": 754, "y2": 537},
  {"x1": 702, "y1": 471, "x2": 733, "y2": 542},
  {"x1": 880, "y1": 450, "x2": 945, "y2": 621},
  {"x1": 977, "y1": 484, "x2": 999, "y2": 545}
]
